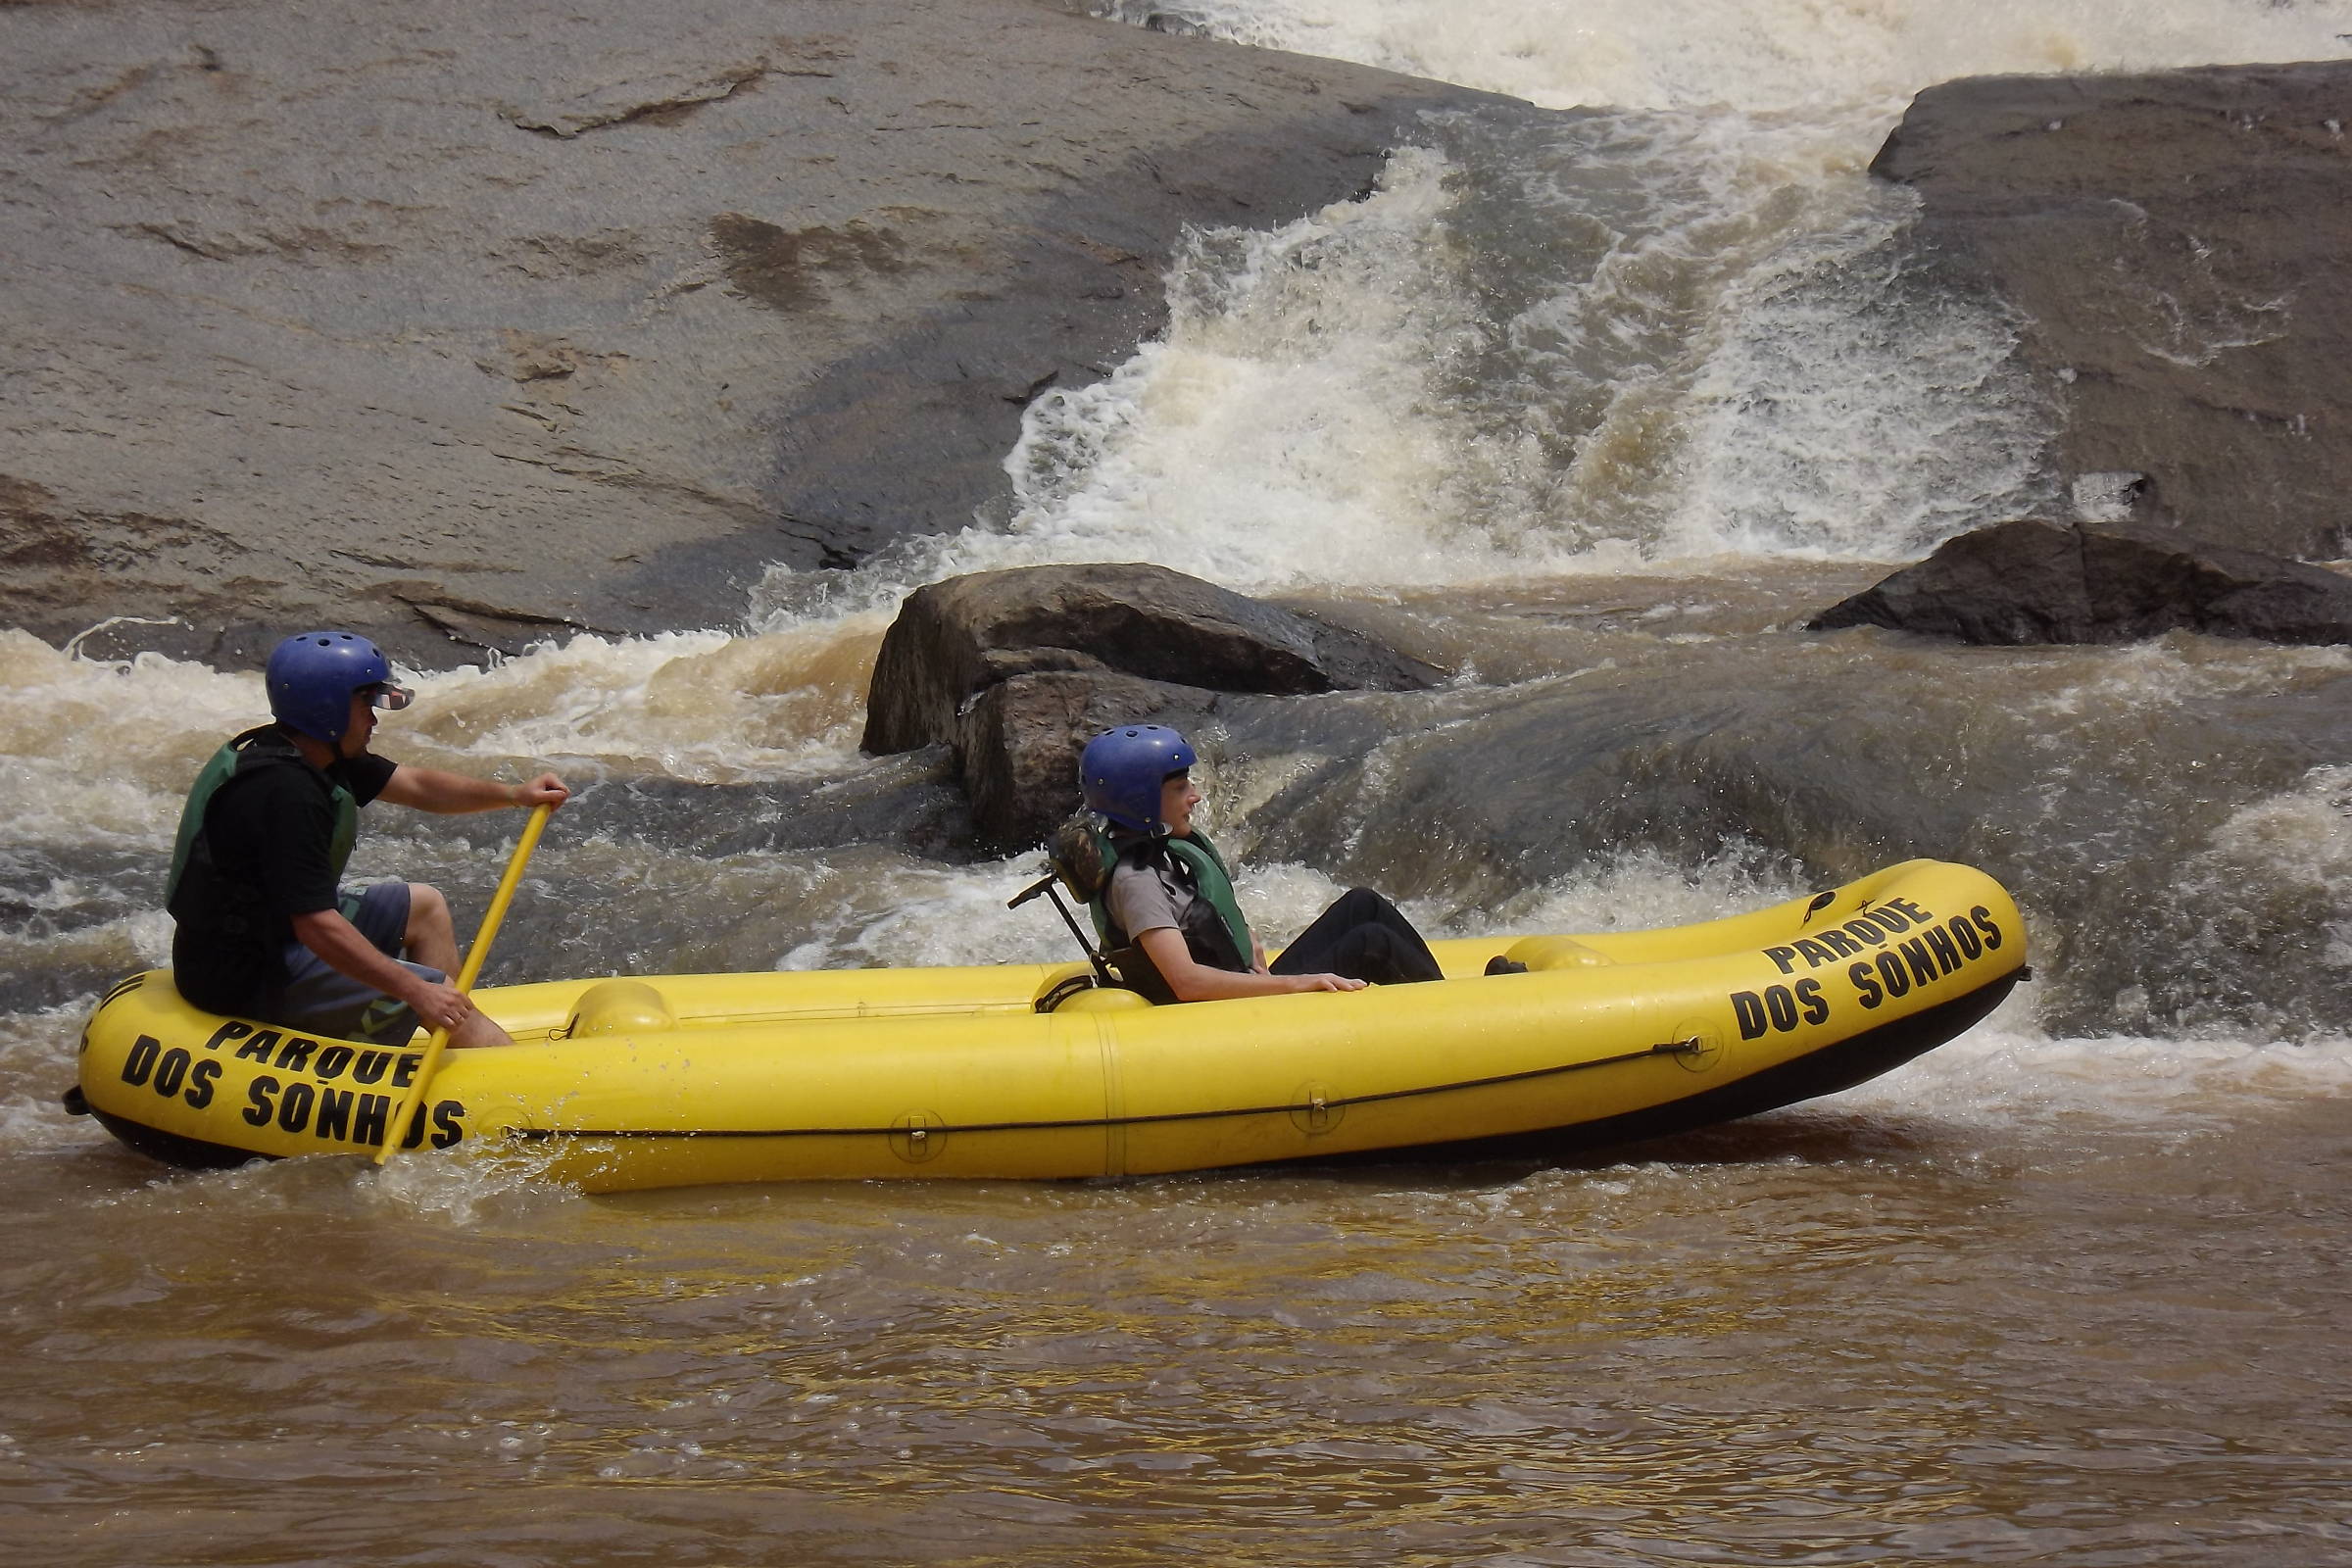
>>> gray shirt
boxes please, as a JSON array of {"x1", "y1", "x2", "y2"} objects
[{"x1": 1106, "y1": 854, "x2": 1200, "y2": 943}]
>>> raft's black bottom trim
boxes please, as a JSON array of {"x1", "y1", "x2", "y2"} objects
[
  {"x1": 1299, "y1": 968, "x2": 2023, "y2": 1168},
  {"x1": 88, "y1": 1108, "x2": 273, "y2": 1172}
]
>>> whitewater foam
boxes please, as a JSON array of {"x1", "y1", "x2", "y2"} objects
[{"x1": 1094, "y1": 0, "x2": 2352, "y2": 119}]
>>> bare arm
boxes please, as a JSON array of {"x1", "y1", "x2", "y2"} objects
[
  {"x1": 1136, "y1": 927, "x2": 1365, "y2": 1002},
  {"x1": 376, "y1": 767, "x2": 568, "y2": 815}
]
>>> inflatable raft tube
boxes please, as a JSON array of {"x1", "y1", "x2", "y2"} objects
[{"x1": 71, "y1": 859, "x2": 2025, "y2": 1192}]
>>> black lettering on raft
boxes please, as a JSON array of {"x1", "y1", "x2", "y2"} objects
[
  {"x1": 1950, "y1": 915, "x2": 1983, "y2": 960},
  {"x1": 375, "y1": 1094, "x2": 460, "y2": 1150},
  {"x1": 271, "y1": 1036, "x2": 318, "y2": 1073},
  {"x1": 1733, "y1": 983, "x2": 1830, "y2": 1040},
  {"x1": 1850, "y1": 960, "x2": 1884, "y2": 1009},
  {"x1": 201, "y1": 1020, "x2": 253, "y2": 1054},
  {"x1": 1770, "y1": 900, "x2": 1963, "y2": 972},
  {"x1": 124, "y1": 1036, "x2": 223, "y2": 1107},
  {"x1": 1924, "y1": 924, "x2": 1963, "y2": 974},
  {"x1": 340, "y1": 1051, "x2": 423, "y2": 1089},
  {"x1": 315, "y1": 1045, "x2": 354, "y2": 1081},
  {"x1": 1734, "y1": 991, "x2": 1768, "y2": 1039},
  {"x1": 226, "y1": 1080, "x2": 453, "y2": 1151},
  {"x1": 1972, "y1": 906, "x2": 2003, "y2": 950},
  {"x1": 1841, "y1": 918, "x2": 1888, "y2": 949},
  {"x1": 1877, "y1": 952, "x2": 1911, "y2": 999},
  {"x1": 153, "y1": 1047, "x2": 191, "y2": 1099},
  {"x1": 120, "y1": 1034, "x2": 162, "y2": 1088},
  {"x1": 234, "y1": 1030, "x2": 280, "y2": 1063}
]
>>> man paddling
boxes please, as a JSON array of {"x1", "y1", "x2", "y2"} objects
[{"x1": 166, "y1": 630, "x2": 568, "y2": 1050}]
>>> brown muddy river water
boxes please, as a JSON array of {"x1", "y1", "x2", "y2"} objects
[
  {"x1": 4, "y1": 1039, "x2": 2345, "y2": 1566},
  {"x1": 3, "y1": 566, "x2": 2347, "y2": 1564}
]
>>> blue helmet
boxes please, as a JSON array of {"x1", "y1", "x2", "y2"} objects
[
  {"x1": 1079, "y1": 724, "x2": 1197, "y2": 835},
  {"x1": 265, "y1": 630, "x2": 413, "y2": 744}
]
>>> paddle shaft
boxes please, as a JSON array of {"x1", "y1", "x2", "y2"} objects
[{"x1": 372, "y1": 803, "x2": 552, "y2": 1164}]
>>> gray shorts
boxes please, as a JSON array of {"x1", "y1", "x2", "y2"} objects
[{"x1": 259, "y1": 882, "x2": 445, "y2": 1047}]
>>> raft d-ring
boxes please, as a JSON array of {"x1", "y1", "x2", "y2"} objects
[
  {"x1": 890, "y1": 1111, "x2": 947, "y2": 1163},
  {"x1": 1665, "y1": 1019, "x2": 1726, "y2": 1074},
  {"x1": 1289, "y1": 1082, "x2": 1343, "y2": 1137}
]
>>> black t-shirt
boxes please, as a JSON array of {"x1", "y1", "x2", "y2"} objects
[{"x1": 171, "y1": 736, "x2": 398, "y2": 1010}]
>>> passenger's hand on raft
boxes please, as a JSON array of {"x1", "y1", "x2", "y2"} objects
[
  {"x1": 511, "y1": 772, "x2": 569, "y2": 810},
  {"x1": 1291, "y1": 973, "x2": 1368, "y2": 993},
  {"x1": 408, "y1": 979, "x2": 475, "y2": 1033}
]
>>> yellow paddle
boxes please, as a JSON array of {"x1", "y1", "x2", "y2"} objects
[{"x1": 373, "y1": 803, "x2": 552, "y2": 1165}]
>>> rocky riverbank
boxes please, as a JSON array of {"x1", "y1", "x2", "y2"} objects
[
  {"x1": 1872, "y1": 60, "x2": 2352, "y2": 562},
  {"x1": 5, "y1": 2, "x2": 2347, "y2": 671},
  {"x1": 0, "y1": 0, "x2": 1517, "y2": 666}
]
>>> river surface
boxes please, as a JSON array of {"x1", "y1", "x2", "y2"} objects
[{"x1": 5, "y1": 1, "x2": 2351, "y2": 1563}]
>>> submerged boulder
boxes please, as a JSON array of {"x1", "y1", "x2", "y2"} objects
[
  {"x1": 955, "y1": 670, "x2": 1221, "y2": 850},
  {"x1": 863, "y1": 563, "x2": 1447, "y2": 847},
  {"x1": 1809, "y1": 518, "x2": 2352, "y2": 645}
]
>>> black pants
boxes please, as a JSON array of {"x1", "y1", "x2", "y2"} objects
[{"x1": 1269, "y1": 888, "x2": 1444, "y2": 986}]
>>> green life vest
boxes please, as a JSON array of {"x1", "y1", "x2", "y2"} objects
[
  {"x1": 1088, "y1": 824, "x2": 1254, "y2": 975},
  {"x1": 166, "y1": 726, "x2": 359, "y2": 909}
]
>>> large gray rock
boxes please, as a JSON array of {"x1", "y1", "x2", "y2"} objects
[
  {"x1": 1809, "y1": 518, "x2": 2352, "y2": 645},
  {"x1": 864, "y1": 562, "x2": 1445, "y2": 751},
  {"x1": 1873, "y1": 62, "x2": 2352, "y2": 561},
  {"x1": 0, "y1": 0, "x2": 1520, "y2": 666},
  {"x1": 863, "y1": 563, "x2": 1447, "y2": 846}
]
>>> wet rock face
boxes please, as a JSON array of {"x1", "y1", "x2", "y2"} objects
[
  {"x1": 1809, "y1": 518, "x2": 2352, "y2": 646},
  {"x1": 863, "y1": 563, "x2": 1446, "y2": 750},
  {"x1": 864, "y1": 563, "x2": 1447, "y2": 847},
  {"x1": 1872, "y1": 61, "x2": 2352, "y2": 561},
  {"x1": 0, "y1": 0, "x2": 1514, "y2": 667}
]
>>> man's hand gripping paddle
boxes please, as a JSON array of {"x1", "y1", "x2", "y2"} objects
[{"x1": 373, "y1": 804, "x2": 552, "y2": 1165}]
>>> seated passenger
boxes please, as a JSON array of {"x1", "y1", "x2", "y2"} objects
[{"x1": 1075, "y1": 724, "x2": 1445, "y2": 1003}]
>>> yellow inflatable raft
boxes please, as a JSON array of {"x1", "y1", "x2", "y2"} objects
[{"x1": 72, "y1": 859, "x2": 2025, "y2": 1192}]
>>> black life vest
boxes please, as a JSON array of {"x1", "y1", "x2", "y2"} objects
[{"x1": 166, "y1": 725, "x2": 359, "y2": 937}]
